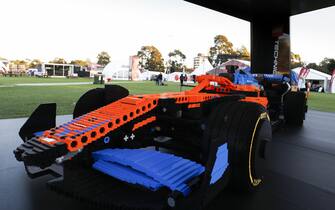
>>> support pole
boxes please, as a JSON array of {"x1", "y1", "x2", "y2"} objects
[{"x1": 251, "y1": 15, "x2": 290, "y2": 74}]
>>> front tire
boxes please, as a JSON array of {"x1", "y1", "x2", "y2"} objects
[
  {"x1": 204, "y1": 101, "x2": 272, "y2": 193},
  {"x1": 227, "y1": 102, "x2": 272, "y2": 192}
]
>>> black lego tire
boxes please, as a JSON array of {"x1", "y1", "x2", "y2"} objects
[
  {"x1": 228, "y1": 102, "x2": 272, "y2": 192},
  {"x1": 73, "y1": 85, "x2": 129, "y2": 118},
  {"x1": 284, "y1": 91, "x2": 307, "y2": 126},
  {"x1": 205, "y1": 101, "x2": 272, "y2": 193}
]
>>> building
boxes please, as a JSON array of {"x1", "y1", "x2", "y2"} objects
[
  {"x1": 9, "y1": 63, "x2": 26, "y2": 73},
  {"x1": 41, "y1": 63, "x2": 75, "y2": 77},
  {"x1": 191, "y1": 58, "x2": 213, "y2": 76},
  {"x1": 193, "y1": 53, "x2": 208, "y2": 69},
  {"x1": 88, "y1": 63, "x2": 104, "y2": 77},
  {"x1": 129, "y1": 55, "x2": 140, "y2": 80}
]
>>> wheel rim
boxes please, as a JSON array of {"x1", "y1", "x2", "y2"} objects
[{"x1": 248, "y1": 112, "x2": 271, "y2": 187}]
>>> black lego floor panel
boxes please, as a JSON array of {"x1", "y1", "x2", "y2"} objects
[{"x1": 1, "y1": 110, "x2": 335, "y2": 210}]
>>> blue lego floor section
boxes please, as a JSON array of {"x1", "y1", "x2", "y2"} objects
[
  {"x1": 210, "y1": 143, "x2": 229, "y2": 184},
  {"x1": 92, "y1": 148, "x2": 205, "y2": 196},
  {"x1": 93, "y1": 160, "x2": 163, "y2": 190}
]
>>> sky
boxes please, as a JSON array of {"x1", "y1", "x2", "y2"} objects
[{"x1": 0, "y1": 0, "x2": 334, "y2": 67}]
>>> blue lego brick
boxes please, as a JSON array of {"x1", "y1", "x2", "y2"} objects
[
  {"x1": 33, "y1": 131, "x2": 44, "y2": 137},
  {"x1": 93, "y1": 160, "x2": 163, "y2": 191},
  {"x1": 234, "y1": 72, "x2": 259, "y2": 86},
  {"x1": 92, "y1": 148, "x2": 205, "y2": 196},
  {"x1": 210, "y1": 143, "x2": 229, "y2": 184},
  {"x1": 263, "y1": 74, "x2": 290, "y2": 83}
]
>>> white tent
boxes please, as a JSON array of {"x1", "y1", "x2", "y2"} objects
[
  {"x1": 225, "y1": 59, "x2": 250, "y2": 67},
  {"x1": 139, "y1": 71, "x2": 167, "y2": 81},
  {"x1": 207, "y1": 59, "x2": 250, "y2": 75},
  {"x1": 102, "y1": 61, "x2": 130, "y2": 81},
  {"x1": 191, "y1": 59, "x2": 213, "y2": 76},
  {"x1": 292, "y1": 67, "x2": 333, "y2": 93}
]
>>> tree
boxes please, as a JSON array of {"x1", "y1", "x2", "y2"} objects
[
  {"x1": 291, "y1": 52, "x2": 304, "y2": 69},
  {"x1": 209, "y1": 35, "x2": 235, "y2": 67},
  {"x1": 97, "y1": 51, "x2": 111, "y2": 66},
  {"x1": 29, "y1": 59, "x2": 42, "y2": 68},
  {"x1": 291, "y1": 52, "x2": 301, "y2": 63},
  {"x1": 235, "y1": 46, "x2": 250, "y2": 60},
  {"x1": 306, "y1": 63, "x2": 321, "y2": 71},
  {"x1": 12, "y1": 60, "x2": 28, "y2": 65},
  {"x1": 319, "y1": 57, "x2": 335, "y2": 74},
  {"x1": 185, "y1": 67, "x2": 194, "y2": 74},
  {"x1": 70, "y1": 59, "x2": 90, "y2": 67},
  {"x1": 137, "y1": 46, "x2": 165, "y2": 72},
  {"x1": 167, "y1": 49, "x2": 186, "y2": 73},
  {"x1": 50, "y1": 57, "x2": 67, "y2": 64}
]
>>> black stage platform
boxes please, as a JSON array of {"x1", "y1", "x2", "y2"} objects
[{"x1": 1, "y1": 110, "x2": 335, "y2": 210}]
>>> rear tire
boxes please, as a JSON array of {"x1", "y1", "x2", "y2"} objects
[{"x1": 284, "y1": 91, "x2": 307, "y2": 126}]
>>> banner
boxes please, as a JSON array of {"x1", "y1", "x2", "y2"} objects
[
  {"x1": 129, "y1": 55, "x2": 140, "y2": 81},
  {"x1": 298, "y1": 67, "x2": 310, "y2": 79},
  {"x1": 272, "y1": 25, "x2": 290, "y2": 74},
  {"x1": 330, "y1": 69, "x2": 335, "y2": 90}
]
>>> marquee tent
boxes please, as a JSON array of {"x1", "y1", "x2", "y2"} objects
[
  {"x1": 207, "y1": 59, "x2": 250, "y2": 75},
  {"x1": 102, "y1": 61, "x2": 130, "y2": 81},
  {"x1": 292, "y1": 67, "x2": 334, "y2": 93}
]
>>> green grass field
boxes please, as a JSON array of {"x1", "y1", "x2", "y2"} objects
[
  {"x1": 308, "y1": 92, "x2": 335, "y2": 113},
  {"x1": 0, "y1": 78, "x2": 189, "y2": 119},
  {"x1": 0, "y1": 76, "x2": 92, "y2": 86},
  {"x1": 0, "y1": 77, "x2": 334, "y2": 119}
]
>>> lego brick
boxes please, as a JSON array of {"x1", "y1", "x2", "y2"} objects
[{"x1": 92, "y1": 148, "x2": 205, "y2": 196}]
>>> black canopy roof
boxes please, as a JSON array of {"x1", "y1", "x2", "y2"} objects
[{"x1": 186, "y1": 0, "x2": 335, "y2": 20}]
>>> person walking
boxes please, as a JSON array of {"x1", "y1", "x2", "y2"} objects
[
  {"x1": 180, "y1": 74, "x2": 184, "y2": 86},
  {"x1": 306, "y1": 81, "x2": 311, "y2": 98},
  {"x1": 158, "y1": 73, "x2": 163, "y2": 86}
]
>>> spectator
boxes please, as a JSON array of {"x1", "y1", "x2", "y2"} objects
[
  {"x1": 158, "y1": 73, "x2": 163, "y2": 86},
  {"x1": 306, "y1": 81, "x2": 311, "y2": 97},
  {"x1": 192, "y1": 75, "x2": 196, "y2": 83},
  {"x1": 180, "y1": 74, "x2": 185, "y2": 86}
]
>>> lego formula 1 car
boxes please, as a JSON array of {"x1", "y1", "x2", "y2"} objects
[{"x1": 14, "y1": 73, "x2": 307, "y2": 210}]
